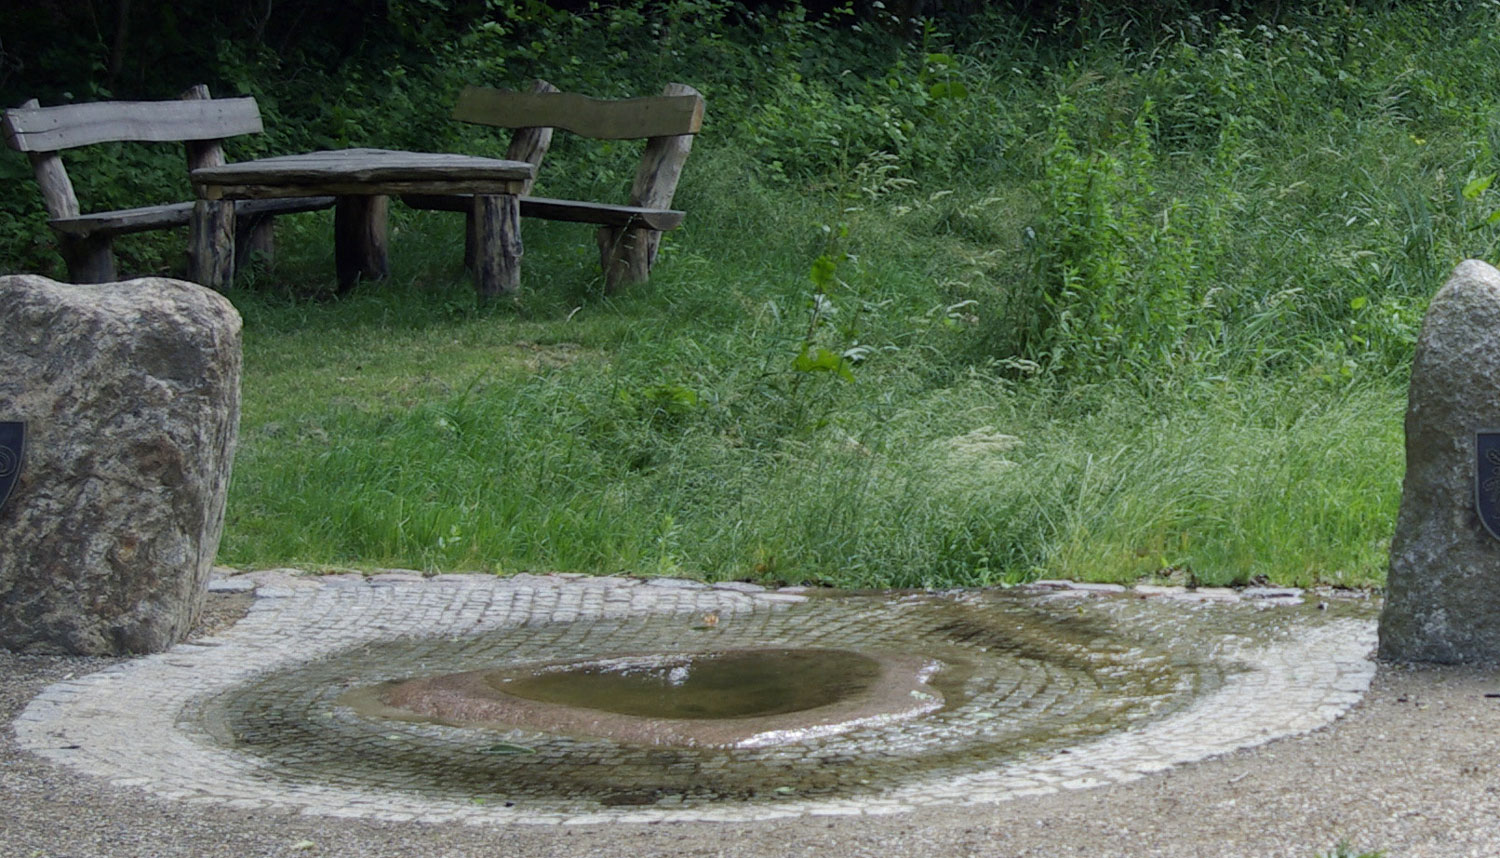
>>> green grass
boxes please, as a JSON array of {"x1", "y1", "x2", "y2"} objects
[
  {"x1": 20, "y1": 1, "x2": 1500, "y2": 589},
  {"x1": 218, "y1": 165, "x2": 1407, "y2": 588}
]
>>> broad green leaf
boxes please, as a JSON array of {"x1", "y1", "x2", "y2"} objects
[
  {"x1": 1463, "y1": 173, "x2": 1496, "y2": 201},
  {"x1": 809, "y1": 254, "x2": 838, "y2": 289},
  {"x1": 929, "y1": 81, "x2": 968, "y2": 99},
  {"x1": 1349, "y1": 295, "x2": 1368, "y2": 311},
  {"x1": 793, "y1": 347, "x2": 855, "y2": 382}
]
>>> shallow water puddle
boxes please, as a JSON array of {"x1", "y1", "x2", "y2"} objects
[
  {"x1": 495, "y1": 648, "x2": 882, "y2": 719},
  {"x1": 181, "y1": 588, "x2": 1369, "y2": 811}
]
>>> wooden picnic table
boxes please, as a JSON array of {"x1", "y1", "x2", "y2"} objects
[{"x1": 189, "y1": 148, "x2": 534, "y2": 297}]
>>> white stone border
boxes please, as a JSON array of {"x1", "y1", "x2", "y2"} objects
[{"x1": 12, "y1": 573, "x2": 1377, "y2": 825}]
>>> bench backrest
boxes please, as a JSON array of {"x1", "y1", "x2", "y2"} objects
[
  {"x1": 2, "y1": 85, "x2": 260, "y2": 221},
  {"x1": 451, "y1": 80, "x2": 702, "y2": 211},
  {"x1": 453, "y1": 86, "x2": 703, "y2": 140},
  {"x1": 3, "y1": 95, "x2": 262, "y2": 153}
]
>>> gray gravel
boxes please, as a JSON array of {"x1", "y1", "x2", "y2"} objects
[{"x1": 4, "y1": 592, "x2": 1500, "y2": 858}]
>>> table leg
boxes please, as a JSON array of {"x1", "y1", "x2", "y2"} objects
[
  {"x1": 472, "y1": 193, "x2": 522, "y2": 299},
  {"x1": 334, "y1": 195, "x2": 389, "y2": 292},
  {"x1": 189, "y1": 199, "x2": 235, "y2": 290}
]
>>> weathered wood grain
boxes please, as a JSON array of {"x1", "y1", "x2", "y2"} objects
[
  {"x1": 181, "y1": 84, "x2": 240, "y2": 290},
  {"x1": 180, "y1": 85, "x2": 229, "y2": 171},
  {"x1": 60, "y1": 235, "x2": 116, "y2": 283},
  {"x1": 46, "y1": 197, "x2": 333, "y2": 238},
  {"x1": 237, "y1": 197, "x2": 337, "y2": 217},
  {"x1": 206, "y1": 179, "x2": 531, "y2": 199},
  {"x1": 49, "y1": 202, "x2": 193, "y2": 236},
  {"x1": 454, "y1": 87, "x2": 703, "y2": 140},
  {"x1": 179, "y1": 83, "x2": 267, "y2": 269},
  {"x1": 523, "y1": 197, "x2": 683, "y2": 229},
  {"x1": 599, "y1": 82, "x2": 701, "y2": 292},
  {"x1": 9, "y1": 89, "x2": 337, "y2": 284},
  {"x1": 467, "y1": 79, "x2": 562, "y2": 270},
  {"x1": 402, "y1": 193, "x2": 684, "y2": 230},
  {"x1": 628, "y1": 84, "x2": 701, "y2": 211},
  {"x1": 505, "y1": 80, "x2": 560, "y2": 196},
  {"x1": 334, "y1": 195, "x2": 389, "y2": 291},
  {"x1": 3, "y1": 97, "x2": 262, "y2": 152},
  {"x1": 14, "y1": 99, "x2": 81, "y2": 222},
  {"x1": 189, "y1": 199, "x2": 235, "y2": 290},
  {"x1": 13, "y1": 98, "x2": 99, "y2": 281},
  {"x1": 472, "y1": 194, "x2": 522, "y2": 299},
  {"x1": 192, "y1": 149, "x2": 536, "y2": 293},
  {"x1": 192, "y1": 149, "x2": 533, "y2": 189}
]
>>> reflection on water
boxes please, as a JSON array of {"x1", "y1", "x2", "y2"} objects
[{"x1": 493, "y1": 649, "x2": 882, "y2": 720}]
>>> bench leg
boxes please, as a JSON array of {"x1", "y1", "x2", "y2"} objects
[
  {"x1": 597, "y1": 226, "x2": 660, "y2": 293},
  {"x1": 235, "y1": 212, "x2": 276, "y2": 270},
  {"x1": 60, "y1": 233, "x2": 116, "y2": 283},
  {"x1": 334, "y1": 195, "x2": 389, "y2": 293},
  {"x1": 472, "y1": 194, "x2": 522, "y2": 299},
  {"x1": 463, "y1": 210, "x2": 477, "y2": 273},
  {"x1": 189, "y1": 199, "x2": 236, "y2": 291}
]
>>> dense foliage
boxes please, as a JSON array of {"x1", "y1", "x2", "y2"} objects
[
  {"x1": 6, "y1": 1, "x2": 1497, "y2": 381},
  {"x1": 5, "y1": 1, "x2": 1499, "y2": 586}
]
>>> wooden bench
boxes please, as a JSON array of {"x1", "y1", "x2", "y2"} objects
[
  {"x1": 403, "y1": 80, "x2": 703, "y2": 293},
  {"x1": 2, "y1": 85, "x2": 334, "y2": 283}
]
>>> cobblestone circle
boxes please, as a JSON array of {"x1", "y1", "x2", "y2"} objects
[{"x1": 14, "y1": 572, "x2": 1377, "y2": 825}]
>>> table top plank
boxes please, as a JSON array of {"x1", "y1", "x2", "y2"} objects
[
  {"x1": 205, "y1": 179, "x2": 532, "y2": 200},
  {"x1": 192, "y1": 148, "x2": 533, "y2": 189}
]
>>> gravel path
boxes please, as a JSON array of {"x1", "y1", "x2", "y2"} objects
[{"x1": 4, "y1": 586, "x2": 1500, "y2": 858}]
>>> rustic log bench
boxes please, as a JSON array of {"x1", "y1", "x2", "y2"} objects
[
  {"x1": 402, "y1": 80, "x2": 703, "y2": 293},
  {"x1": 2, "y1": 85, "x2": 333, "y2": 283}
]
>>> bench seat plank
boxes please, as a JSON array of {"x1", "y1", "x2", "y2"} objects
[
  {"x1": 402, "y1": 193, "x2": 685, "y2": 231},
  {"x1": 49, "y1": 197, "x2": 335, "y2": 237}
]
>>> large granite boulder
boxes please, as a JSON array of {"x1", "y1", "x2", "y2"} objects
[
  {"x1": 1381, "y1": 259, "x2": 1500, "y2": 663},
  {"x1": 0, "y1": 275, "x2": 241, "y2": 655}
]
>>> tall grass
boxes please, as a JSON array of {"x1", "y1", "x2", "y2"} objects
[
  {"x1": 14, "y1": 1, "x2": 1500, "y2": 587},
  {"x1": 221, "y1": 157, "x2": 1406, "y2": 587}
]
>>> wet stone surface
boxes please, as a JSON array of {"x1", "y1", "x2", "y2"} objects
[{"x1": 14, "y1": 573, "x2": 1378, "y2": 824}]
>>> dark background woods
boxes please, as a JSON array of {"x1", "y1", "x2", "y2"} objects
[{"x1": 0, "y1": 0, "x2": 1337, "y2": 106}]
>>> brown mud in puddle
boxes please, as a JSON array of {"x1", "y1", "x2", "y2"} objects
[
  {"x1": 190, "y1": 588, "x2": 1373, "y2": 811},
  {"x1": 352, "y1": 648, "x2": 942, "y2": 747}
]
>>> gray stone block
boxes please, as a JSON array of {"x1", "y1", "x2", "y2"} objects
[
  {"x1": 0, "y1": 275, "x2": 241, "y2": 654},
  {"x1": 1381, "y1": 259, "x2": 1500, "y2": 662}
]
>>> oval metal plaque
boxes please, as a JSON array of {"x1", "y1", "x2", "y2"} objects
[
  {"x1": 0, "y1": 421, "x2": 23, "y2": 511},
  {"x1": 1477, "y1": 430, "x2": 1500, "y2": 540}
]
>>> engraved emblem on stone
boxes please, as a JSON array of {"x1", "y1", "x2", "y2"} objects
[
  {"x1": 0, "y1": 421, "x2": 24, "y2": 511},
  {"x1": 1476, "y1": 430, "x2": 1500, "y2": 540}
]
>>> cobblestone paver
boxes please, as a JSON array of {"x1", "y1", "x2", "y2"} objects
[{"x1": 13, "y1": 572, "x2": 1377, "y2": 825}]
